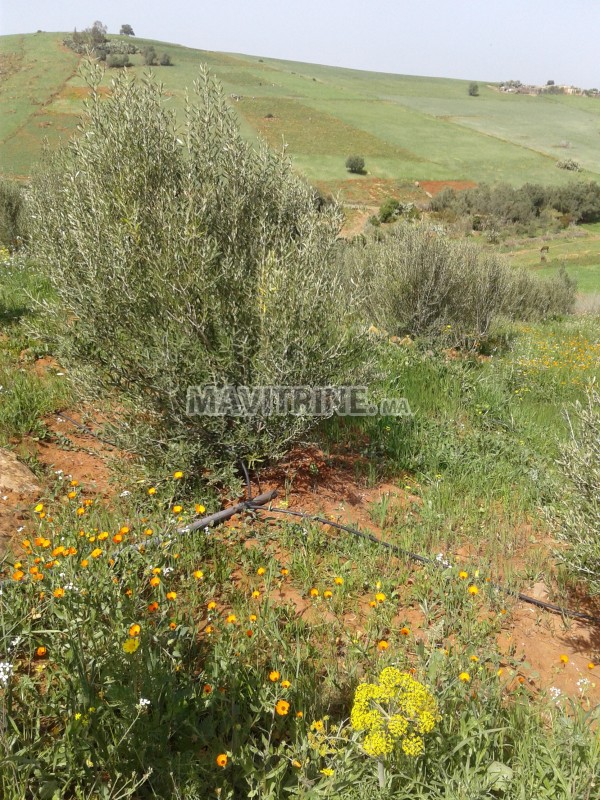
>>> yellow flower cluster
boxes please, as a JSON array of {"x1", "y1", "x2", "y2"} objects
[
  {"x1": 514, "y1": 328, "x2": 600, "y2": 388},
  {"x1": 350, "y1": 667, "x2": 440, "y2": 759}
]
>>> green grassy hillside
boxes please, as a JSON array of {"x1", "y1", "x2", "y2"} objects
[{"x1": 3, "y1": 31, "x2": 600, "y2": 199}]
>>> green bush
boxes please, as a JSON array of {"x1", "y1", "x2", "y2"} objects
[
  {"x1": 142, "y1": 45, "x2": 157, "y2": 66},
  {"x1": 0, "y1": 179, "x2": 27, "y2": 247},
  {"x1": 468, "y1": 81, "x2": 479, "y2": 96},
  {"x1": 106, "y1": 53, "x2": 130, "y2": 68},
  {"x1": 378, "y1": 198, "x2": 400, "y2": 223},
  {"x1": 342, "y1": 224, "x2": 575, "y2": 347},
  {"x1": 431, "y1": 181, "x2": 600, "y2": 226},
  {"x1": 556, "y1": 385, "x2": 600, "y2": 593},
  {"x1": 556, "y1": 158, "x2": 582, "y2": 172},
  {"x1": 29, "y1": 65, "x2": 368, "y2": 483},
  {"x1": 346, "y1": 155, "x2": 366, "y2": 174}
]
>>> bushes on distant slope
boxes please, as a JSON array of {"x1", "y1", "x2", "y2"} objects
[
  {"x1": 431, "y1": 181, "x2": 600, "y2": 226},
  {"x1": 106, "y1": 54, "x2": 130, "y2": 68},
  {"x1": 29, "y1": 65, "x2": 368, "y2": 483}
]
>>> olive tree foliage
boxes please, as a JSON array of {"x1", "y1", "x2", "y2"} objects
[
  {"x1": 29, "y1": 65, "x2": 368, "y2": 483},
  {"x1": 555, "y1": 385, "x2": 600, "y2": 594}
]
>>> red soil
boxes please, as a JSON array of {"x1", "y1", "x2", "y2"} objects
[
  {"x1": 4, "y1": 428, "x2": 599, "y2": 703},
  {"x1": 419, "y1": 180, "x2": 477, "y2": 196}
]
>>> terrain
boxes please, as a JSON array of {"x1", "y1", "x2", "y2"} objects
[
  {"x1": 3, "y1": 32, "x2": 600, "y2": 195},
  {"x1": 0, "y1": 31, "x2": 599, "y2": 798}
]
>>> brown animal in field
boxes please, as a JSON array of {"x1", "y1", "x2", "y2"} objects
[{"x1": 540, "y1": 244, "x2": 550, "y2": 254}]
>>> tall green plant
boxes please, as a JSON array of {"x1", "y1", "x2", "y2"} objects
[
  {"x1": 29, "y1": 65, "x2": 368, "y2": 482},
  {"x1": 556, "y1": 384, "x2": 600, "y2": 593}
]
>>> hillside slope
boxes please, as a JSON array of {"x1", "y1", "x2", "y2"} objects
[{"x1": 2, "y1": 32, "x2": 600, "y2": 201}]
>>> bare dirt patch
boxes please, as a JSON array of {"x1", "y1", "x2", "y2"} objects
[
  {"x1": 317, "y1": 178, "x2": 428, "y2": 206},
  {"x1": 498, "y1": 603, "x2": 600, "y2": 703},
  {"x1": 57, "y1": 84, "x2": 111, "y2": 101},
  {"x1": 419, "y1": 180, "x2": 477, "y2": 197},
  {"x1": 32, "y1": 410, "x2": 117, "y2": 497},
  {"x1": 340, "y1": 207, "x2": 376, "y2": 238}
]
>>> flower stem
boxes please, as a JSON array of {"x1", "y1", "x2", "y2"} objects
[{"x1": 377, "y1": 759, "x2": 385, "y2": 788}]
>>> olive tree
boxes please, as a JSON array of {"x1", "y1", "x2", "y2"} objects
[{"x1": 29, "y1": 65, "x2": 368, "y2": 483}]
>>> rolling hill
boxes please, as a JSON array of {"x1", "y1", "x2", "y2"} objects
[{"x1": 3, "y1": 31, "x2": 600, "y2": 205}]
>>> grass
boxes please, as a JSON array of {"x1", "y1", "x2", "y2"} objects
[
  {"x1": 491, "y1": 226, "x2": 600, "y2": 294},
  {"x1": 503, "y1": 240, "x2": 600, "y2": 294},
  {"x1": 2, "y1": 483, "x2": 599, "y2": 798},
  {"x1": 0, "y1": 249, "x2": 71, "y2": 443},
  {"x1": 1, "y1": 245, "x2": 599, "y2": 796},
  {"x1": 3, "y1": 32, "x2": 600, "y2": 194}
]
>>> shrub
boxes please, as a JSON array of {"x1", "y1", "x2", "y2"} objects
[
  {"x1": 142, "y1": 45, "x2": 157, "y2": 66},
  {"x1": 159, "y1": 53, "x2": 172, "y2": 66},
  {"x1": 379, "y1": 198, "x2": 400, "y2": 223},
  {"x1": 0, "y1": 179, "x2": 27, "y2": 247},
  {"x1": 557, "y1": 158, "x2": 582, "y2": 172},
  {"x1": 29, "y1": 65, "x2": 368, "y2": 483},
  {"x1": 556, "y1": 385, "x2": 600, "y2": 594},
  {"x1": 346, "y1": 155, "x2": 366, "y2": 174},
  {"x1": 106, "y1": 53, "x2": 130, "y2": 68},
  {"x1": 342, "y1": 224, "x2": 575, "y2": 347},
  {"x1": 468, "y1": 82, "x2": 479, "y2": 96},
  {"x1": 431, "y1": 181, "x2": 600, "y2": 226}
]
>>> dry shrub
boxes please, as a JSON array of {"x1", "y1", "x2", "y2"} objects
[{"x1": 343, "y1": 223, "x2": 575, "y2": 347}]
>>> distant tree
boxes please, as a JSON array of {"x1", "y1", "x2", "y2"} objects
[
  {"x1": 159, "y1": 52, "x2": 173, "y2": 66},
  {"x1": 143, "y1": 46, "x2": 158, "y2": 66},
  {"x1": 468, "y1": 82, "x2": 479, "y2": 96},
  {"x1": 120, "y1": 24, "x2": 135, "y2": 36},
  {"x1": 547, "y1": 79, "x2": 555, "y2": 86},
  {"x1": 87, "y1": 20, "x2": 108, "y2": 45},
  {"x1": 346, "y1": 155, "x2": 366, "y2": 174}
]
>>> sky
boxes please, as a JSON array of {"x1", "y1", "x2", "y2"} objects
[{"x1": 1, "y1": 0, "x2": 598, "y2": 88}]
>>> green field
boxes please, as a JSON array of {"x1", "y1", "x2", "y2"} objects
[
  {"x1": 497, "y1": 225, "x2": 600, "y2": 294},
  {"x1": 3, "y1": 31, "x2": 600, "y2": 194}
]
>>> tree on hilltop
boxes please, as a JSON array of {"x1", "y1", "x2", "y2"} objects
[
  {"x1": 468, "y1": 82, "x2": 479, "y2": 96},
  {"x1": 120, "y1": 24, "x2": 135, "y2": 36}
]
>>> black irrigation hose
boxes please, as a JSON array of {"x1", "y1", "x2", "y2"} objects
[
  {"x1": 55, "y1": 411, "x2": 120, "y2": 449},
  {"x1": 245, "y1": 496, "x2": 600, "y2": 627}
]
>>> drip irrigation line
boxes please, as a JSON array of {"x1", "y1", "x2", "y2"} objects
[
  {"x1": 246, "y1": 498, "x2": 600, "y2": 627},
  {"x1": 55, "y1": 411, "x2": 120, "y2": 449}
]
